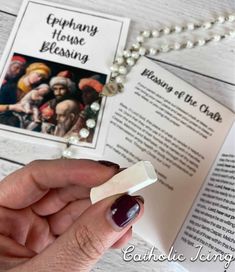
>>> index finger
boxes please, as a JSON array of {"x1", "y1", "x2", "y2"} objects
[{"x1": 0, "y1": 159, "x2": 119, "y2": 209}]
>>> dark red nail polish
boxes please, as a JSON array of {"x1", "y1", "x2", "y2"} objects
[
  {"x1": 109, "y1": 195, "x2": 141, "y2": 229},
  {"x1": 134, "y1": 195, "x2": 145, "y2": 204},
  {"x1": 118, "y1": 167, "x2": 127, "y2": 173},
  {"x1": 98, "y1": 160, "x2": 120, "y2": 169}
]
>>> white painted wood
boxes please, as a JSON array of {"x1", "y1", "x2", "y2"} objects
[
  {"x1": 1, "y1": 11, "x2": 234, "y2": 111},
  {"x1": 0, "y1": 1, "x2": 234, "y2": 271},
  {"x1": 157, "y1": 60, "x2": 235, "y2": 111},
  {"x1": 0, "y1": 0, "x2": 235, "y2": 83},
  {"x1": 0, "y1": 159, "x2": 22, "y2": 180},
  {"x1": 0, "y1": 12, "x2": 15, "y2": 54}
]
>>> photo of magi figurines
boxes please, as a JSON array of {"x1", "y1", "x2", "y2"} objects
[{"x1": 0, "y1": 53, "x2": 106, "y2": 144}]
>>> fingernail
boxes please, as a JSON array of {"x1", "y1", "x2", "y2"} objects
[
  {"x1": 98, "y1": 160, "x2": 120, "y2": 169},
  {"x1": 134, "y1": 195, "x2": 145, "y2": 204},
  {"x1": 107, "y1": 195, "x2": 142, "y2": 231},
  {"x1": 118, "y1": 167, "x2": 127, "y2": 173}
]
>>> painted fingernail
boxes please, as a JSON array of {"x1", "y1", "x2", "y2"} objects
[
  {"x1": 118, "y1": 167, "x2": 127, "y2": 173},
  {"x1": 98, "y1": 160, "x2": 120, "y2": 169},
  {"x1": 134, "y1": 195, "x2": 145, "y2": 204},
  {"x1": 107, "y1": 194, "x2": 142, "y2": 231}
]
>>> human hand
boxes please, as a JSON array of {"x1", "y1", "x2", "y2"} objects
[
  {"x1": 0, "y1": 159, "x2": 144, "y2": 271},
  {"x1": 9, "y1": 103, "x2": 26, "y2": 113}
]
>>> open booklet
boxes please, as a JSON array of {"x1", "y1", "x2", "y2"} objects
[
  {"x1": 101, "y1": 57, "x2": 235, "y2": 271},
  {"x1": 0, "y1": 1, "x2": 234, "y2": 271},
  {"x1": 173, "y1": 114, "x2": 235, "y2": 271},
  {"x1": 0, "y1": 0, "x2": 129, "y2": 157},
  {"x1": 1, "y1": 56, "x2": 233, "y2": 271}
]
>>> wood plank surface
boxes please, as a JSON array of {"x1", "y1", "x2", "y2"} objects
[
  {"x1": 0, "y1": 0, "x2": 235, "y2": 84},
  {"x1": 0, "y1": 0, "x2": 234, "y2": 271}
]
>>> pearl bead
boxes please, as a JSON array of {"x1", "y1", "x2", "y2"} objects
[
  {"x1": 174, "y1": 25, "x2": 182, "y2": 33},
  {"x1": 119, "y1": 66, "x2": 128, "y2": 75},
  {"x1": 111, "y1": 71, "x2": 119, "y2": 78},
  {"x1": 62, "y1": 149, "x2": 72, "y2": 158},
  {"x1": 68, "y1": 135, "x2": 79, "y2": 144},
  {"x1": 132, "y1": 43, "x2": 140, "y2": 50},
  {"x1": 86, "y1": 119, "x2": 96, "y2": 129},
  {"x1": 123, "y1": 50, "x2": 131, "y2": 58},
  {"x1": 142, "y1": 30, "x2": 151, "y2": 38},
  {"x1": 213, "y1": 35, "x2": 221, "y2": 42},
  {"x1": 116, "y1": 56, "x2": 124, "y2": 65},
  {"x1": 126, "y1": 57, "x2": 135, "y2": 66},
  {"x1": 139, "y1": 47, "x2": 146, "y2": 55},
  {"x1": 137, "y1": 35, "x2": 145, "y2": 43},
  {"x1": 149, "y1": 48, "x2": 157, "y2": 55},
  {"x1": 217, "y1": 16, "x2": 225, "y2": 23},
  {"x1": 187, "y1": 23, "x2": 194, "y2": 30},
  {"x1": 110, "y1": 64, "x2": 119, "y2": 72},
  {"x1": 152, "y1": 30, "x2": 160, "y2": 37},
  {"x1": 131, "y1": 51, "x2": 140, "y2": 59},
  {"x1": 173, "y1": 42, "x2": 181, "y2": 50},
  {"x1": 228, "y1": 14, "x2": 235, "y2": 22},
  {"x1": 228, "y1": 30, "x2": 235, "y2": 37},
  {"x1": 163, "y1": 27, "x2": 171, "y2": 35},
  {"x1": 116, "y1": 75, "x2": 126, "y2": 84},
  {"x1": 79, "y1": 128, "x2": 90, "y2": 139},
  {"x1": 161, "y1": 44, "x2": 170, "y2": 52},
  {"x1": 186, "y1": 41, "x2": 194, "y2": 48},
  {"x1": 197, "y1": 39, "x2": 205, "y2": 46},
  {"x1": 90, "y1": 102, "x2": 100, "y2": 112},
  {"x1": 203, "y1": 22, "x2": 211, "y2": 29}
]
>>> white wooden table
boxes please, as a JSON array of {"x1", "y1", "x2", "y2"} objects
[{"x1": 0, "y1": 0, "x2": 234, "y2": 271}]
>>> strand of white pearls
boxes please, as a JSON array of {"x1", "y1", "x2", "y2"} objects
[
  {"x1": 62, "y1": 101, "x2": 100, "y2": 158},
  {"x1": 109, "y1": 13, "x2": 235, "y2": 89},
  {"x1": 62, "y1": 13, "x2": 235, "y2": 157}
]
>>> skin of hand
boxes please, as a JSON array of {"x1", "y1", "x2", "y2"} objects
[
  {"x1": 0, "y1": 159, "x2": 144, "y2": 272},
  {"x1": 9, "y1": 103, "x2": 26, "y2": 113},
  {"x1": 31, "y1": 91, "x2": 43, "y2": 101}
]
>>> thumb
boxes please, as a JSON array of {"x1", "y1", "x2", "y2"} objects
[{"x1": 14, "y1": 194, "x2": 144, "y2": 272}]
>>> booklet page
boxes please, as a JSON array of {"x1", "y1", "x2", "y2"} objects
[
  {"x1": 173, "y1": 122, "x2": 235, "y2": 272},
  {"x1": 103, "y1": 57, "x2": 235, "y2": 252}
]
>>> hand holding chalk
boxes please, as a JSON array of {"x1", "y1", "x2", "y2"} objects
[{"x1": 90, "y1": 161, "x2": 158, "y2": 204}]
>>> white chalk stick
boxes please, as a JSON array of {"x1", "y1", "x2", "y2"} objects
[{"x1": 90, "y1": 161, "x2": 158, "y2": 204}]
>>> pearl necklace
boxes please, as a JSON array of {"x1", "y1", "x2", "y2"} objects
[
  {"x1": 62, "y1": 13, "x2": 235, "y2": 158},
  {"x1": 101, "y1": 13, "x2": 235, "y2": 96},
  {"x1": 61, "y1": 101, "x2": 100, "y2": 158}
]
